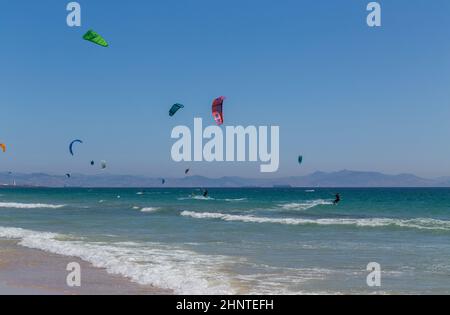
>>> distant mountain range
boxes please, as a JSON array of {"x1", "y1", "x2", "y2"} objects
[{"x1": 1, "y1": 170, "x2": 450, "y2": 188}]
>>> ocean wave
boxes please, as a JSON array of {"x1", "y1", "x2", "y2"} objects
[
  {"x1": 278, "y1": 199, "x2": 333, "y2": 211},
  {"x1": 0, "y1": 202, "x2": 65, "y2": 209},
  {"x1": 132, "y1": 206, "x2": 161, "y2": 213},
  {"x1": 0, "y1": 226, "x2": 235, "y2": 295},
  {"x1": 178, "y1": 196, "x2": 215, "y2": 201},
  {"x1": 137, "y1": 192, "x2": 163, "y2": 196},
  {"x1": 177, "y1": 196, "x2": 247, "y2": 202},
  {"x1": 140, "y1": 207, "x2": 161, "y2": 213},
  {"x1": 180, "y1": 211, "x2": 450, "y2": 231},
  {"x1": 223, "y1": 198, "x2": 247, "y2": 202},
  {"x1": 237, "y1": 267, "x2": 335, "y2": 295},
  {"x1": 192, "y1": 196, "x2": 214, "y2": 201}
]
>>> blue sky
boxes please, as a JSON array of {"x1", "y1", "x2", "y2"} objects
[{"x1": 0, "y1": 0, "x2": 449, "y2": 178}]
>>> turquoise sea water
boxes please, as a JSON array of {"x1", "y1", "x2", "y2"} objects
[{"x1": 1, "y1": 187, "x2": 450, "y2": 294}]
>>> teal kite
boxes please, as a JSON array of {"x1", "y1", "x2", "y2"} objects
[
  {"x1": 169, "y1": 103, "x2": 184, "y2": 117},
  {"x1": 83, "y1": 30, "x2": 109, "y2": 47},
  {"x1": 69, "y1": 139, "x2": 83, "y2": 156}
]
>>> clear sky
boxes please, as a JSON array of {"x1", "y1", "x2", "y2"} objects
[{"x1": 0, "y1": 0, "x2": 449, "y2": 178}]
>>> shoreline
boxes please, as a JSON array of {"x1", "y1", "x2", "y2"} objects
[{"x1": 0, "y1": 239, "x2": 172, "y2": 295}]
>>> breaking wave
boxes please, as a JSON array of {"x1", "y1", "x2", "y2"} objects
[
  {"x1": 178, "y1": 196, "x2": 215, "y2": 201},
  {"x1": 223, "y1": 198, "x2": 248, "y2": 202},
  {"x1": 0, "y1": 202, "x2": 65, "y2": 209},
  {"x1": 278, "y1": 200, "x2": 333, "y2": 211},
  {"x1": 180, "y1": 211, "x2": 450, "y2": 231},
  {"x1": 140, "y1": 207, "x2": 161, "y2": 213},
  {"x1": 0, "y1": 226, "x2": 235, "y2": 295}
]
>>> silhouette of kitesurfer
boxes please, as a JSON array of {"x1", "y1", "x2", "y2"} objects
[
  {"x1": 333, "y1": 193, "x2": 341, "y2": 205},
  {"x1": 203, "y1": 189, "x2": 209, "y2": 198}
]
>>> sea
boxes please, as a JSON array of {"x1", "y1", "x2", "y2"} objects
[{"x1": 1, "y1": 187, "x2": 450, "y2": 294}]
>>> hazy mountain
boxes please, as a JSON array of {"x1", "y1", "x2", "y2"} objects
[
  {"x1": 0, "y1": 170, "x2": 448, "y2": 188},
  {"x1": 275, "y1": 170, "x2": 437, "y2": 188}
]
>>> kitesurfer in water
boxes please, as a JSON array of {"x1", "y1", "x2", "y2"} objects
[
  {"x1": 333, "y1": 193, "x2": 341, "y2": 205},
  {"x1": 203, "y1": 189, "x2": 209, "y2": 198}
]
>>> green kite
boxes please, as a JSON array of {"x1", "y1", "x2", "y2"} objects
[{"x1": 83, "y1": 30, "x2": 109, "y2": 47}]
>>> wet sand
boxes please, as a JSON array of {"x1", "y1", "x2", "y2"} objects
[{"x1": 0, "y1": 240, "x2": 172, "y2": 295}]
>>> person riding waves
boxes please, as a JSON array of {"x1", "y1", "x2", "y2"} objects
[{"x1": 333, "y1": 193, "x2": 341, "y2": 205}]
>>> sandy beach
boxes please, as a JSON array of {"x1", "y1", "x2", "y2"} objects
[{"x1": 0, "y1": 240, "x2": 171, "y2": 295}]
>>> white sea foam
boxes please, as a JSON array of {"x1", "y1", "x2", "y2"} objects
[
  {"x1": 0, "y1": 202, "x2": 65, "y2": 209},
  {"x1": 178, "y1": 196, "x2": 246, "y2": 202},
  {"x1": 237, "y1": 267, "x2": 335, "y2": 295},
  {"x1": 180, "y1": 211, "x2": 450, "y2": 231},
  {"x1": 140, "y1": 207, "x2": 161, "y2": 213},
  {"x1": 0, "y1": 226, "x2": 235, "y2": 295},
  {"x1": 223, "y1": 198, "x2": 247, "y2": 202},
  {"x1": 192, "y1": 196, "x2": 214, "y2": 201},
  {"x1": 0, "y1": 226, "x2": 348, "y2": 295},
  {"x1": 278, "y1": 199, "x2": 333, "y2": 211},
  {"x1": 178, "y1": 196, "x2": 215, "y2": 201}
]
